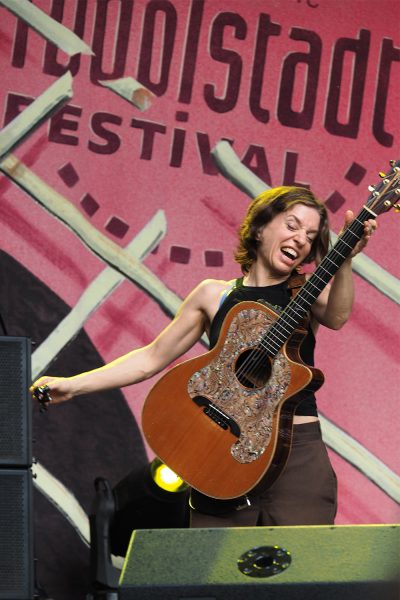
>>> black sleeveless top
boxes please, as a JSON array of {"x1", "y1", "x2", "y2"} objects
[{"x1": 209, "y1": 277, "x2": 317, "y2": 417}]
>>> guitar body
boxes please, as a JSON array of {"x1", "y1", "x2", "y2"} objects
[{"x1": 142, "y1": 300, "x2": 324, "y2": 499}]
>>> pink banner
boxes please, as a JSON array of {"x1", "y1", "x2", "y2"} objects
[{"x1": 0, "y1": 0, "x2": 399, "y2": 549}]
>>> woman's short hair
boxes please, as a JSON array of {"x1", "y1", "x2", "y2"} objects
[{"x1": 234, "y1": 186, "x2": 330, "y2": 274}]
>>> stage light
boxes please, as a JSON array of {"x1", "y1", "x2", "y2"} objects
[
  {"x1": 108, "y1": 460, "x2": 190, "y2": 558},
  {"x1": 150, "y1": 458, "x2": 188, "y2": 493}
]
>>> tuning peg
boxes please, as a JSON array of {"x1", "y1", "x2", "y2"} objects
[
  {"x1": 379, "y1": 172, "x2": 386, "y2": 178},
  {"x1": 394, "y1": 204, "x2": 400, "y2": 213},
  {"x1": 368, "y1": 185, "x2": 375, "y2": 191},
  {"x1": 389, "y1": 160, "x2": 396, "y2": 166}
]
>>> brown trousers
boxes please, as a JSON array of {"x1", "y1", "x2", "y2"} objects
[{"x1": 190, "y1": 421, "x2": 337, "y2": 528}]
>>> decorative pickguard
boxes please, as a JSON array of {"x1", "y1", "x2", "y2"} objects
[{"x1": 188, "y1": 307, "x2": 291, "y2": 464}]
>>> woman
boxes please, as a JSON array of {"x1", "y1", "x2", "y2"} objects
[{"x1": 31, "y1": 186, "x2": 377, "y2": 527}]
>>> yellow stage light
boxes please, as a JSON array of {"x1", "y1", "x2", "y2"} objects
[{"x1": 150, "y1": 458, "x2": 188, "y2": 493}]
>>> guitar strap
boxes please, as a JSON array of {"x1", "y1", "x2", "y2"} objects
[{"x1": 287, "y1": 271, "x2": 306, "y2": 294}]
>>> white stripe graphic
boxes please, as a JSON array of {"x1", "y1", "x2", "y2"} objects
[
  {"x1": 32, "y1": 210, "x2": 167, "y2": 379},
  {"x1": 0, "y1": 72, "x2": 73, "y2": 161},
  {"x1": 0, "y1": 0, "x2": 93, "y2": 55}
]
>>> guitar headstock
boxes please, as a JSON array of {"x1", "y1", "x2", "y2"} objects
[{"x1": 366, "y1": 159, "x2": 400, "y2": 216}]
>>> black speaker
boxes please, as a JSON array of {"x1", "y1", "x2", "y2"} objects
[
  {"x1": 0, "y1": 469, "x2": 34, "y2": 599},
  {"x1": 0, "y1": 336, "x2": 32, "y2": 467},
  {"x1": 0, "y1": 337, "x2": 34, "y2": 599},
  {"x1": 119, "y1": 525, "x2": 400, "y2": 600}
]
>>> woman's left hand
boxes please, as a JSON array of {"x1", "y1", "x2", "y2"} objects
[{"x1": 341, "y1": 210, "x2": 377, "y2": 258}]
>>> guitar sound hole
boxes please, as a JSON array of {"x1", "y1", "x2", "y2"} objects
[{"x1": 235, "y1": 348, "x2": 272, "y2": 389}]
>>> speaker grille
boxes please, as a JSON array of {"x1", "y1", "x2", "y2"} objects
[
  {"x1": 0, "y1": 337, "x2": 31, "y2": 466},
  {"x1": 0, "y1": 469, "x2": 34, "y2": 599}
]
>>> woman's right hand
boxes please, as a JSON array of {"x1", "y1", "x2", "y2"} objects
[{"x1": 30, "y1": 376, "x2": 75, "y2": 407}]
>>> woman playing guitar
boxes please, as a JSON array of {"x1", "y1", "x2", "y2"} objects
[{"x1": 31, "y1": 185, "x2": 377, "y2": 528}]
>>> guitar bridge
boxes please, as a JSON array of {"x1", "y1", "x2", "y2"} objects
[{"x1": 193, "y1": 396, "x2": 240, "y2": 437}]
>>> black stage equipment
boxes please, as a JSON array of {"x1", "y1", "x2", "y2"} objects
[
  {"x1": 87, "y1": 460, "x2": 189, "y2": 599},
  {"x1": 0, "y1": 337, "x2": 34, "y2": 600},
  {"x1": 119, "y1": 524, "x2": 400, "y2": 600}
]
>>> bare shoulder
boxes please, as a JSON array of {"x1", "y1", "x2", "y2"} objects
[
  {"x1": 185, "y1": 278, "x2": 237, "y2": 325},
  {"x1": 191, "y1": 278, "x2": 236, "y2": 302}
]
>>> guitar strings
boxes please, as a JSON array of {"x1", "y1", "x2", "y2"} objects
[
  {"x1": 237, "y1": 178, "x2": 397, "y2": 384},
  {"x1": 232, "y1": 174, "x2": 399, "y2": 385},
  {"x1": 238, "y1": 169, "x2": 400, "y2": 382},
  {"x1": 232, "y1": 208, "x2": 371, "y2": 387}
]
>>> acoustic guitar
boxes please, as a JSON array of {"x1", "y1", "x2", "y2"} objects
[{"x1": 142, "y1": 160, "x2": 400, "y2": 499}]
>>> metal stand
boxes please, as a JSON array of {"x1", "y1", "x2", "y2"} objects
[
  {"x1": 86, "y1": 478, "x2": 120, "y2": 600},
  {"x1": 33, "y1": 558, "x2": 53, "y2": 600}
]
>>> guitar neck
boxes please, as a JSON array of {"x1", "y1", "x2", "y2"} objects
[{"x1": 263, "y1": 205, "x2": 374, "y2": 356}]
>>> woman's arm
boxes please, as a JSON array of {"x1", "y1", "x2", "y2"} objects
[
  {"x1": 30, "y1": 279, "x2": 218, "y2": 404},
  {"x1": 311, "y1": 210, "x2": 377, "y2": 330}
]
